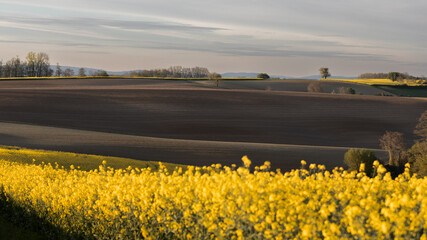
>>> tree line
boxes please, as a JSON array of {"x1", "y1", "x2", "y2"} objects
[
  {"x1": 359, "y1": 72, "x2": 427, "y2": 81},
  {"x1": 0, "y1": 52, "x2": 52, "y2": 78},
  {"x1": 130, "y1": 66, "x2": 210, "y2": 78},
  {"x1": 0, "y1": 52, "x2": 109, "y2": 78}
]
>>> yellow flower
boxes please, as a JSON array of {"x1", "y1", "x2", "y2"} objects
[
  {"x1": 242, "y1": 155, "x2": 251, "y2": 168},
  {"x1": 359, "y1": 163, "x2": 365, "y2": 172},
  {"x1": 0, "y1": 157, "x2": 424, "y2": 239}
]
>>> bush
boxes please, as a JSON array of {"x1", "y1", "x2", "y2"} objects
[
  {"x1": 307, "y1": 81, "x2": 323, "y2": 93},
  {"x1": 346, "y1": 88, "x2": 356, "y2": 94},
  {"x1": 387, "y1": 72, "x2": 401, "y2": 82},
  {"x1": 208, "y1": 72, "x2": 222, "y2": 87},
  {"x1": 344, "y1": 148, "x2": 377, "y2": 177},
  {"x1": 408, "y1": 142, "x2": 427, "y2": 177},
  {"x1": 257, "y1": 73, "x2": 270, "y2": 79}
]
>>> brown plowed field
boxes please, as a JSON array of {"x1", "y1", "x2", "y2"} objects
[
  {"x1": 0, "y1": 78, "x2": 425, "y2": 170},
  {"x1": 196, "y1": 79, "x2": 394, "y2": 96}
]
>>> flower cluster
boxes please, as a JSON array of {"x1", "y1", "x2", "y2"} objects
[{"x1": 0, "y1": 157, "x2": 425, "y2": 239}]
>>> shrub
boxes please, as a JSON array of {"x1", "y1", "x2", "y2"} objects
[
  {"x1": 307, "y1": 81, "x2": 323, "y2": 93},
  {"x1": 408, "y1": 142, "x2": 427, "y2": 177},
  {"x1": 414, "y1": 110, "x2": 427, "y2": 142},
  {"x1": 344, "y1": 148, "x2": 377, "y2": 177},
  {"x1": 208, "y1": 72, "x2": 222, "y2": 87},
  {"x1": 257, "y1": 73, "x2": 270, "y2": 79},
  {"x1": 346, "y1": 88, "x2": 356, "y2": 94}
]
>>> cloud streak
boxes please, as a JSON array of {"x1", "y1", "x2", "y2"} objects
[{"x1": 0, "y1": 0, "x2": 426, "y2": 76}]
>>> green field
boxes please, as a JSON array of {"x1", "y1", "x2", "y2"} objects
[
  {"x1": 0, "y1": 145, "x2": 186, "y2": 172},
  {"x1": 374, "y1": 86, "x2": 427, "y2": 98}
]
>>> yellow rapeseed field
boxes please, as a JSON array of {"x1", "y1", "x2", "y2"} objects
[
  {"x1": 0, "y1": 157, "x2": 426, "y2": 239},
  {"x1": 325, "y1": 78, "x2": 426, "y2": 86}
]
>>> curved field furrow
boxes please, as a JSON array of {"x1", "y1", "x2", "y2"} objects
[{"x1": 0, "y1": 78, "x2": 425, "y2": 170}]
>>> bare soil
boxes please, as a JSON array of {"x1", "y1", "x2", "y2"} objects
[
  {"x1": 0, "y1": 78, "x2": 425, "y2": 170},
  {"x1": 197, "y1": 79, "x2": 394, "y2": 96}
]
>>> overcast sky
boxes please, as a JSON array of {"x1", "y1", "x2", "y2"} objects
[{"x1": 0, "y1": 0, "x2": 426, "y2": 77}]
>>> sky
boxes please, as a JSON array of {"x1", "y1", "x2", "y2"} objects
[{"x1": 0, "y1": 0, "x2": 426, "y2": 77}]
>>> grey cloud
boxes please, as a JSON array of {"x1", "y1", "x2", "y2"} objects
[
  {"x1": 0, "y1": 15, "x2": 224, "y2": 33},
  {"x1": 122, "y1": 38, "x2": 393, "y2": 62},
  {"x1": 0, "y1": 39, "x2": 101, "y2": 48},
  {"x1": 0, "y1": 14, "x2": 394, "y2": 63}
]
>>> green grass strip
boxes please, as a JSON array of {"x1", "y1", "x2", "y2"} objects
[{"x1": 0, "y1": 145, "x2": 186, "y2": 172}]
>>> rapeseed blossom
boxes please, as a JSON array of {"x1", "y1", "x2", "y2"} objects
[{"x1": 0, "y1": 157, "x2": 425, "y2": 239}]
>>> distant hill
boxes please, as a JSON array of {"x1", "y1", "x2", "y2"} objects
[
  {"x1": 221, "y1": 72, "x2": 291, "y2": 79},
  {"x1": 49, "y1": 66, "x2": 129, "y2": 76},
  {"x1": 221, "y1": 72, "x2": 259, "y2": 78},
  {"x1": 300, "y1": 75, "x2": 357, "y2": 80},
  {"x1": 47, "y1": 67, "x2": 356, "y2": 79},
  {"x1": 220, "y1": 72, "x2": 356, "y2": 80}
]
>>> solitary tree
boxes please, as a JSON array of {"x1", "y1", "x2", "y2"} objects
[
  {"x1": 414, "y1": 110, "x2": 427, "y2": 142},
  {"x1": 379, "y1": 131, "x2": 406, "y2": 166},
  {"x1": 208, "y1": 72, "x2": 222, "y2": 87},
  {"x1": 319, "y1": 67, "x2": 331, "y2": 79},
  {"x1": 257, "y1": 73, "x2": 270, "y2": 79}
]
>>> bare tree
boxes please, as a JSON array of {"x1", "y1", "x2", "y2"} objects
[
  {"x1": 168, "y1": 66, "x2": 183, "y2": 78},
  {"x1": 63, "y1": 68, "x2": 74, "y2": 77},
  {"x1": 191, "y1": 66, "x2": 209, "y2": 78},
  {"x1": 91, "y1": 70, "x2": 108, "y2": 77},
  {"x1": 359, "y1": 73, "x2": 388, "y2": 79},
  {"x1": 6, "y1": 56, "x2": 25, "y2": 77},
  {"x1": 78, "y1": 68, "x2": 86, "y2": 77},
  {"x1": 55, "y1": 63, "x2": 62, "y2": 77},
  {"x1": 26, "y1": 52, "x2": 37, "y2": 77},
  {"x1": 414, "y1": 110, "x2": 427, "y2": 142},
  {"x1": 0, "y1": 60, "x2": 3, "y2": 77},
  {"x1": 35, "y1": 52, "x2": 50, "y2": 77},
  {"x1": 379, "y1": 131, "x2": 406, "y2": 166},
  {"x1": 3, "y1": 60, "x2": 11, "y2": 77}
]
